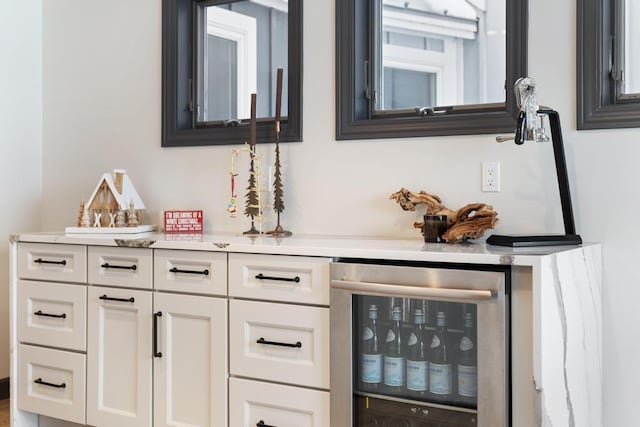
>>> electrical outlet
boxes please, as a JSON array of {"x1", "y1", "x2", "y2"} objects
[{"x1": 482, "y1": 161, "x2": 501, "y2": 192}]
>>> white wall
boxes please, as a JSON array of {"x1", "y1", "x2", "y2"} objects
[
  {"x1": 38, "y1": 0, "x2": 638, "y2": 425},
  {"x1": 0, "y1": 0, "x2": 43, "y2": 380}
]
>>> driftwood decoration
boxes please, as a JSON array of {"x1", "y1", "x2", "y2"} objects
[{"x1": 389, "y1": 188, "x2": 499, "y2": 243}]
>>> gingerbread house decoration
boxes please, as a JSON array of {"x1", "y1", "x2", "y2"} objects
[{"x1": 87, "y1": 169, "x2": 145, "y2": 227}]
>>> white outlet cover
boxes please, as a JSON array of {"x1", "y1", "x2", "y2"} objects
[{"x1": 482, "y1": 161, "x2": 501, "y2": 192}]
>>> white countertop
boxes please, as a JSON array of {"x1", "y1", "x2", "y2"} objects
[{"x1": 13, "y1": 231, "x2": 596, "y2": 267}]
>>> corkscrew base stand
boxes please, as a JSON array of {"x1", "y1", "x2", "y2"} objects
[{"x1": 267, "y1": 224, "x2": 292, "y2": 237}]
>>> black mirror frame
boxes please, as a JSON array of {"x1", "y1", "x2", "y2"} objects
[
  {"x1": 162, "y1": 0, "x2": 303, "y2": 147},
  {"x1": 335, "y1": 0, "x2": 528, "y2": 140},
  {"x1": 577, "y1": 0, "x2": 640, "y2": 129}
]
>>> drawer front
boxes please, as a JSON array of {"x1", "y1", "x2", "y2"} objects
[
  {"x1": 18, "y1": 344, "x2": 86, "y2": 425},
  {"x1": 154, "y1": 249, "x2": 227, "y2": 295},
  {"x1": 230, "y1": 378, "x2": 329, "y2": 427},
  {"x1": 88, "y1": 246, "x2": 152, "y2": 289},
  {"x1": 230, "y1": 300, "x2": 330, "y2": 389},
  {"x1": 18, "y1": 243, "x2": 87, "y2": 283},
  {"x1": 229, "y1": 253, "x2": 330, "y2": 305},
  {"x1": 17, "y1": 281, "x2": 87, "y2": 351}
]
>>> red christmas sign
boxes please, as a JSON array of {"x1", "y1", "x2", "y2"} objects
[{"x1": 164, "y1": 210, "x2": 203, "y2": 233}]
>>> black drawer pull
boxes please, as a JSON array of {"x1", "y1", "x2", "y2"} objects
[
  {"x1": 255, "y1": 273, "x2": 300, "y2": 283},
  {"x1": 34, "y1": 378, "x2": 66, "y2": 389},
  {"x1": 169, "y1": 267, "x2": 209, "y2": 276},
  {"x1": 256, "y1": 337, "x2": 302, "y2": 348},
  {"x1": 257, "y1": 421, "x2": 275, "y2": 427},
  {"x1": 153, "y1": 311, "x2": 163, "y2": 358},
  {"x1": 34, "y1": 258, "x2": 66, "y2": 266},
  {"x1": 99, "y1": 295, "x2": 135, "y2": 303},
  {"x1": 101, "y1": 263, "x2": 137, "y2": 271},
  {"x1": 34, "y1": 310, "x2": 67, "y2": 319}
]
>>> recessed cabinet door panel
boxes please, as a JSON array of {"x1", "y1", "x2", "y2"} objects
[
  {"x1": 88, "y1": 246, "x2": 152, "y2": 289},
  {"x1": 230, "y1": 299, "x2": 330, "y2": 389},
  {"x1": 18, "y1": 243, "x2": 87, "y2": 283},
  {"x1": 154, "y1": 249, "x2": 227, "y2": 296},
  {"x1": 229, "y1": 377, "x2": 329, "y2": 427},
  {"x1": 153, "y1": 293, "x2": 228, "y2": 427},
  {"x1": 229, "y1": 253, "x2": 331, "y2": 305},
  {"x1": 87, "y1": 287, "x2": 152, "y2": 427},
  {"x1": 18, "y1": 344, "x2": 86, "y2": 425},
  {"x1": 17, "y1": 280, "x2": 87, "y2": 351}
]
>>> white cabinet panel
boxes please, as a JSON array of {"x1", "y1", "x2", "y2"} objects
[
  {"x1": 18, "y1": 243, "x2": 87, "y2": 283},
  {"x1": 154, "y1": 249, "x2": 227, "y2": 296},
  {"x1": 230, "y1": 299, "x2": 330, "y2": 389},
  {"x1": 229, "y1": 253, "x2": 330, "y2": 305},
  {"x1": 153, "y1": 293, "x2": 228, "y2": 427},
  {"x1": 18, "y1": 344, "x2": 86, "y2": 425},
  {"x1": 88, "y1": 246, "x2": 152, "y2": 289},
  {"x1": 17, "y1": 280, "x2": 87, "y2": 351},
  {"x1": 229, "y1": 378, "x2": 329, "y2": 427},
  {"x1": 87, "y1": 287, "x2": 152, "y2": 427}
]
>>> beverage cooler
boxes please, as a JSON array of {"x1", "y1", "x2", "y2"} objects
[{"x1": 330, "y1": 261, "x2": 509, "y2": 427}]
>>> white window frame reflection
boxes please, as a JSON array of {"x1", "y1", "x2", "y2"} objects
[
  {"x1": 624, "y1": 0, "x2": 640, "y2": 95},
  {"x1": 204, "y1": 7, "x2": 257, "y2": 121}
]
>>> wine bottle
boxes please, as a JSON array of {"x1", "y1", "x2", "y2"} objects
[
  {"x1": 360, "y1": 304, "x2": 383, "y2": 392},
  {"x1": 429, "y1": 311, "x2": 453, "y2": 399},
  {"x1": 406, "y1": 308, "x2": 429, "y2": 397},
  {"x1": 384, "y1": 306, "x2": 405, "y2": 393},
  {"x1": 457, "y1": 312, "x2": 478, "y2": 401}
]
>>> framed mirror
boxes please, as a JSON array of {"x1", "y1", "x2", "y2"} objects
[
  {"x1": 336, "y1": 0, "x2": 527, "y2": 140},
  {"x1": 162, "y1": 0, "x2": 302, "y2": 147}
]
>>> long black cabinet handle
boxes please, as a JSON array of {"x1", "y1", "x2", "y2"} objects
[
  {"x1": 169, "y1": 267, "x2": 209, "y2": 276},
  {"x1": 256, "y1": 337, "x2": 302, "y2": 348},
  {"x1": 257, "y1": 421, "x2": 275, "y2": 427},
  {"x1": 34, "y1": 258, "x2": 66, "y2": 266},
  {"x1": 255, "y1": 273, "x2": 300, "y2": 283},
  {"x1": 101, "y1": 263, "x2": 137, "y2": 271},
  {"x1": 34, "y1": 310, "x2": 67, "y2": 319},
  {"x1": 99, "y1": 295, "x2": 135, "y2": 303},
  {"x1": 34, "y1": 378, "x2": 66, "y2": 389},
  {"x1": 153, "y1": 311, "x2": 163, "y2": 358}
]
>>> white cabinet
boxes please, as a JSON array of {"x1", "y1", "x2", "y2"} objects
[
  {"x1": 229, "y1": 299, "x2": 330, "y2": 389},
  {"x1": 18, "y1": 243, "x2": 87, "y2": 284},
  {"x1": 153, "y1": 293, "x2": 228, "y2": 427},
  {"x1": 154, "y1": 249, "x2": 227, "y2": 296},
  {"x1": 87, "y1": 286, "x2": 153, "y2": 427},
  {"x1": 88, "y1": 246, "x2": 153, "y2": 289},
  {"x1": 229, "y1": 378, "x2": 330, "y2": 427}
]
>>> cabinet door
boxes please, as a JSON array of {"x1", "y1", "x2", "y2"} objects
[
  {"x1": 153, "y1": 293, "x2": 228, "y2": 427},
  {"x1": 87, "y1": 287, "x2": 152, "y2": 427}
]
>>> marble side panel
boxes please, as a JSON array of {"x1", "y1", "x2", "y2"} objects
[{"x1": 536, "y1": 246, "x2": 602, "y2": 427}]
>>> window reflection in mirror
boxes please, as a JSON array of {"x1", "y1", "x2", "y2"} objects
[
  {"x1": 376, "y1": 0, "x2": 505, "y2": 112},
  {"x1": 197, "y1": 0, "x2": 288, "y2": 124},
  {"x1": 623, "y1": 0, "x2": 639, "y2": 94}
]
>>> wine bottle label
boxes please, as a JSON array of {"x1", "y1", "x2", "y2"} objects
[
  {"x1": 457, "y1": 364, "x2": 478, "y2": 397},
  {"x1": 362, "y1": 327, "x2": 374, "y2": 341},
  {"x1": 406, "y1": 360, "x2": 429, "y2": 391},
  {"x1": 408, "y1": 332, "x2": 417, "y2": 346},
  {"x1": 430, "y1": 334, "x2": 441, "y2": 348},
  {"x1": 361, "y1": 354, "x2": 383, "y2": 383},
  {"x1": 384, "y1": 356, "x2": 405, "y2": 386},
  {"x1": 386, "y1": 330, "x2": 396, "y2": 342},
  {"x1": 459, "y1": 337, "x2": 474, "y2": 351},
  {"x1": 429, "y1": 363, "x2": 452, "y2": 394}
]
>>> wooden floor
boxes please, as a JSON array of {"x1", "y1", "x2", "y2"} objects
[{"x1": 0, "y1": 399, "x2": 9, "y2": 427}]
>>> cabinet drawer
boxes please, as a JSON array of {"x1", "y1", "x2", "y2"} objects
[
  {"x1": 230, "y1": 300, "x2": 330, "y2": 389},
  {"x1": 18, "y1": 243, "x2": 87, "y2": 283},
  {"x1": 18, "y1": 344, "x2": 86, "y2": 425},
  {"x1": 17, "y1": 281, "x2": 87, "y2": 351},
  {"x1": 154, "y1": 249, "x2": 227, "y2": 295},
  {"x1": 88, "y1": 246, "x2": 152, "y2": 289},
  {"x1": 230, "y1": 378, "x2": 329, "y2": 427},
  {"x1": 229, "y1": 253, "x2": 330, "y2": 305}
]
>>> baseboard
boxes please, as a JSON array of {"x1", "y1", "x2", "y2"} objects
[{"x1": 0, "y1": 377, "x2": 9, "y2": 400}]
